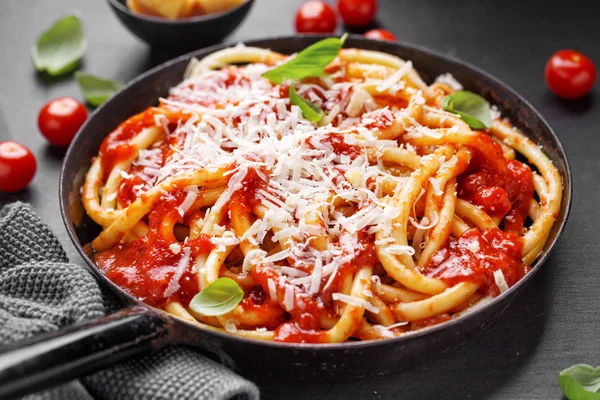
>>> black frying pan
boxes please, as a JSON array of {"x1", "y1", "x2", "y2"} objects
[{"x1": 0, "y1": 35, "x2": 572, "y2": 399}]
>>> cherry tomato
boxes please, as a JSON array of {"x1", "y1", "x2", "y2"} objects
[
  {"x1": 0, "y1": 141, "x2": 37, "y2": 193},
  {"x1": 37, "y1": 97, "x2": 88, "y2": 147},
  {"x1": 545, "y1": 50, "x2": 596, "y2": 99},
  {"x1": 364, "y1": 28, "x2": 396, "y2": 41},
  {"x1": 337, "y1": 0, "x2": 377, "y2": 27},
  {"x1": 295, "y1": 1, "x2": 337, "y2": 34},
  {"x1": 473, "y1": 186, "x2": 511, "y2": 217}
]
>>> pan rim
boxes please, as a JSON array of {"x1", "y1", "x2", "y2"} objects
[{"x1": 59, "y1": 34, "x2": 572, "y2": 351}]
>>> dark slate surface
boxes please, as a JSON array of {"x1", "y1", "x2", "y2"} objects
[{"x1": 0, "y1": 0, "x2": 598, "y2": 399}]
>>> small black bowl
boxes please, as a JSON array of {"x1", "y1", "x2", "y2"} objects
[{"x1": 106, "y1": 0, "x2": 255, "y2": 49}]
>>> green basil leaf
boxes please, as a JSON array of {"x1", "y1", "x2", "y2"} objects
[
  {"x1": 289, "y1": 84, "x2": 324, "y2": 123},
  {"x1": 559, "y1": 364, "x2": 600, "y2": 400},
  {"x1": 189, "y1": 277, "x2": 244, "y2": 316},
  {"x1": 441, "y1": 90, "x2": 492, "y2": 129},
  {"x1": 263, "y1": 33, "x2": 348, "y2": 84},
  {"x1": 75, "y1": 72, "x2": 123, "y2": 107},
  {"x1": 32, "y1": 15, "x2": 86, "y2": 76}
]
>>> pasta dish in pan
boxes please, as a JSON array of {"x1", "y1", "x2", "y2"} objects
[{"x1": 82, "y1": 37, "x2": 562, "y2": 343}]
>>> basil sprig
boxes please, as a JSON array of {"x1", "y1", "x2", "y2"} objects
[
  {"x1": 289, "y1": 84, "x2": 325, "y2": 123},
  {"x1": 263, "y1": 33, "x2": 347, "y2": 84},
  {"x1": 441, "y1": 90, "x2": 492, "y2": 130},
  {"x1": 32, "y1": 15, "x2": 86, "y2": 76},
  {"x1": 262, "y1": 34, "x2": 347, "y2": 123},
  {"x1": 559, "y1": 364, "x2": 600, "y2": 400},
  {"x1": 75, "y1": 72, "x2": 123, "y2": 107},
  {"x1": 189, "y1": 278, "x2": 244, "y2": 316}
]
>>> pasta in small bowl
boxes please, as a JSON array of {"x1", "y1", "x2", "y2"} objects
[
  {"x1": 126, "y1": 0, "x2": 245, "y2": 20},
  {"x1": 106, "y1": 0, "x2": 254, "y2": 48}
]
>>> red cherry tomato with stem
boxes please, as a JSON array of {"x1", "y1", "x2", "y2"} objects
[
  {"x1": 38, "y1": 97, "x2": 88, "y2": 147},
  {"x1": 295, "y1": 1, "x2": 337, "y2": 34},
  {"x1": 545, "y1": 49, "x2": 596, "y2": 99},
  {"x1": 364, "y1": 28, "x2": 396, "y2": 41},
  {"x1": 338, "y1": 0, "x2": 377, "y2": 27},
  {"x1": 0, "y1": 141, "x2": 37, "y2": 193}
]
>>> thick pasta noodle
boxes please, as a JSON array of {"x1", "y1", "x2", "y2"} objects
[{"x1": 83, "y1": 44, "x2": 562, "y2": 343}]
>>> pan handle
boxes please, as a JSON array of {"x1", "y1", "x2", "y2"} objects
[{"x1": 0, "y1": 305, "x2": 172, "y2": 400}]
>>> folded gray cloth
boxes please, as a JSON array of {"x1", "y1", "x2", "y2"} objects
[{"x1": 0, "y1": 202, "x2": 260, "y2": 400}]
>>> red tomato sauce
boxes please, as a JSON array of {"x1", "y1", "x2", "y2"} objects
[
  {"x1": 320, "y1": 231, "x2": 377, "y2": 298},
  {"x1": 95, "y1": 191, "x2": 214, "y2": 306},
  {"x1": 411, "y1": 313, "x2": 452, "y2": 330},
  {"x1": 99, "y1": 108, "x2": 157, "y2": 177},
  {"x1": 311, "y1": 132, "x2": 362, "y2": 161},
  {"x1": 422, "y1": 227, "x2": 529, "y2": 296},
  {"x1": 251, "y1": 263, "x2": 331, "y2": 343},
  {"x1": 117, "y1": 169, "x2": 149, "y2": 207},
  {"x1": 274, "y1": 312, "x2": 326, "y2": 343},
  {"x1": 362, "y1": 111, "x2": 394, "y2": 131},
  {"x1": 116, "y1": 135, "x2": 178, "y2": 207},
  {"x1": 266, "y1": 230, "x2": 377, "y2": 343},
  {"x1": 458, "y1": 132, "x2": 534, "y2": 235},
  {"x1": 99, "y1": 108, "x2": 188, "y2": 178},
  {"x1": 229, "y1": 166, "x2": 269, "y2": 214},
  {"x1": 239, "y1": 293, "x2": 287, "y2": 331}
]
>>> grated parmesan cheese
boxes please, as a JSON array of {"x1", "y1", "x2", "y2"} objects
[
  {"x1": 267, "y1": 278, "x2": 277, "y2": 301},
  {"x1": 372, "y1": 325, "x2": 395, "y2": 338},
  {"x1": 409, "y1": 212, "x2": 439, "y2": 230},
  {"x1": 434, "y1": 73, "x2": 464, "y2": 91},
  {"x1": 163, "y1": 247, "x2": 191, "y2": 298},
  {"x1": 429, "y1": 177, "x2": 443, "y2": 196},
  {"x1": 332, "y1": 293, "x2": 379, "y2": 314},
  {"x1": 210, "y1": 231, "x2": 240, "y2": 247},
  {"x1": 376, "y1": 61, "x2": 412, "y2": 94},
  {"x1": 466, "y1": 240, "x2": 480, "y2": 253},
  {"x1": 169, "y1": 243, "x2": 181, "y2": 255},
  {"x1": 385, "y1": 245, "x2": 416, "y2": 256},
  {"x1": 493, "y1": 270, "x2": 509, "y2": 293},
  {"x1": 225, "y1": 320, "x2": 238, "y2": 333},
  {"x1": 177, "y1": 190, "x2": 197, "y2": 217},
  {"x1": 284, "y1": 285, "x2": 294, "y2": 311},
  {"x1": 242, "y1": 249, "x2": 267, "y2": 277}
]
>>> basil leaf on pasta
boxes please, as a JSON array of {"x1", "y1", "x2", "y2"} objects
[
  {"x1": 75, "y1": 72, "x2": 123, "y2": 107},
  {"x1": 441, "y1": 90, "x2": 492, "y2": 129},
  {"x1": 189, "y1": 278, "x2": 244, "y2": 316},
  {"x1": 263, "y1": 33, "x2": 348, "y2": 84},
  {"x1": 559, "y1": 364, "x2": 600, "y2": 400},
  {"x1": 32, "y1": 15, "x2": 86, "y2": 76},
  {"x1": 289, "y1": 84, "x2": 325, "y2": 123}
]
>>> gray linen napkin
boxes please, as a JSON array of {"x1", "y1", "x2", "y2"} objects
[{"x1": 0, "y1": 202, "x2": 260, "y2": 400}]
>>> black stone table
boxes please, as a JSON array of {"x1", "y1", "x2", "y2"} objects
[{"x1": 1, "y1": 0, "x2": 599, "y2": 398}]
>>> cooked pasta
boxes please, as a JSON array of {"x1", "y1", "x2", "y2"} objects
[
  {"x1": 83, "y1": 40, "x2": 562, "y2": 343},
  {"x1": 126, "y1": 0, "x2": 244, "y2": 19}
]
